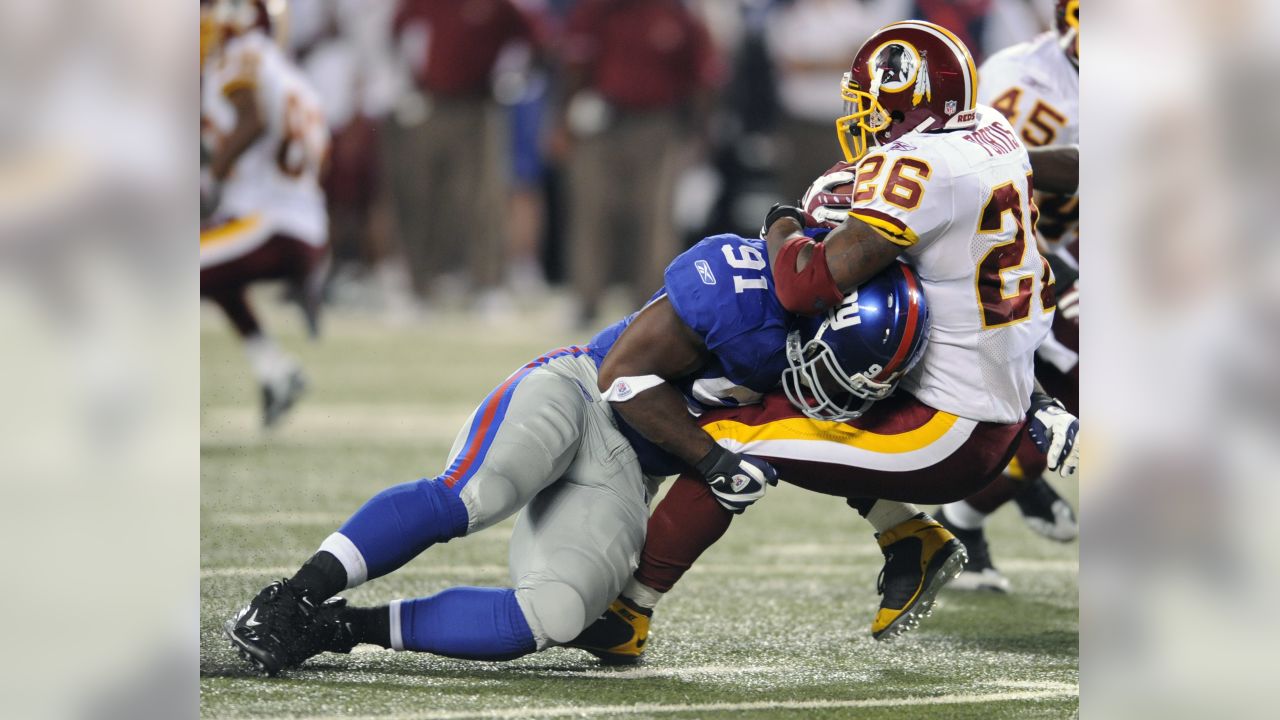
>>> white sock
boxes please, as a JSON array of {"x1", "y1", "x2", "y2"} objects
[
  {"x1": 623, "y1": 577, "x2": 665, "y2": 610},
  {"x1": 319, "y1": 532, "x2": 368, "y2": 588},
  {"x1": 865, "y1": 500, "x2": 921, "y2": 534},
  {"x1": 941, "y1": 500, "x2": 988, "y2": 531},
  {"x1": 388, "y1": 599, "x2": 404, "y2": 651},
  {"x1": 243, "y1": 334, "x2": 292, "y2": 385}
]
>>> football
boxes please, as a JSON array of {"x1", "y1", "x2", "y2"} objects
[{"x1": 802, "y1": 159, "x2": 858, "y2": 229}]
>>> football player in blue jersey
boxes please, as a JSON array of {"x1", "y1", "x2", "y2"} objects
[{"x1": 224, "y1": 229, "x2": 928, "y2": 675}]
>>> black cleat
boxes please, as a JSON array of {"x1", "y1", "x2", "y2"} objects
[
  {"x1": 261, "y1": 368, "x2": 306, "y2": 428},
  {"x1": 308, "y1": 597, "x2": 358, "y2": 657},
  {"x1": 1014, "y1": 475, "x2": 1079, "y2": 542},
  {"x1": 872, "y1": 514, "x2": 967, "y2": 640},
  {"x1": 223, "y1": 579, "x2": 328, "y2": 676},
  {"x1": 936, "y1": 508, "x2": 1010, "y2": 592}
]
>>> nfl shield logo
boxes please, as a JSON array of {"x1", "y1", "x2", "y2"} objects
[{"x1": 944, "y1": 100, "x2": 957, "y2": 115}]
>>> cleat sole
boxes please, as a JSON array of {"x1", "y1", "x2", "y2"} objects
[{"x1": 224, "y1": 619, "x2": 283, "y2": 676}]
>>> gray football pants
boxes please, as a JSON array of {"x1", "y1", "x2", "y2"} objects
[{"x1": 445, "y1": 351, "x2": 652, "y2": 649}]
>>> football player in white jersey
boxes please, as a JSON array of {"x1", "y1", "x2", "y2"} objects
[
  {"x1": 201, "y1": 0, "x2": 331, "y2": 427},
  {"x1": 935, "y1": 0, "x2": 1082, "y2": 592}
]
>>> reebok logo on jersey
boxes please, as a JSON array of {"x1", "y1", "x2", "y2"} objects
[{"x1": 695, "y1": 259, "x2": 717, "y2": 285}]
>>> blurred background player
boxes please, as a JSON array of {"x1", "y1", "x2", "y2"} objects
[
  {"x1": 201, "y1": 0, "x2": 332, "y2": 427},
  {"x1": 936, "y1": 0, "x2": 1080, "y2": 592}
]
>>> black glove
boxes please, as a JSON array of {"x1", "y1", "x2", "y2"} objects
[
  {"x1": 760, "y1": 203, "x2": 805, "y2": 238},
  {"x1": 695, "y1": 445, "x2": 779, "y2": 514}
]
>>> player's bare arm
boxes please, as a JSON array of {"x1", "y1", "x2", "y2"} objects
[
  {"x1": 210, "y1": 85, "x2": 265, "y2": 182},
  {"x1": 1028, "y1": 145, "x2": 1079, "y2": 195},
  {"x1": 819, "y1": 216, "x2": 904, "y2": 291},
  {"x1": 596, "y1": 297, "x2": 716, "y2": 466}
]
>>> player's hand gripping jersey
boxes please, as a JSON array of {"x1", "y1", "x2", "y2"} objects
[
  {"x1": 979, "y1": 32, "x2": 1079, "y2": 263},
  {"x1": 846, "y1": 105, "x2": 1054, "y2": 424},
  {"x1": 588, "y1": 234, "x2": 793, "y2": 474},
  {"x1": 201, "y1": 30, "x2": 329, "y2": 254}
]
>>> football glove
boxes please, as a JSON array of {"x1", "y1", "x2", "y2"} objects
[
  {"x1": 801, "y1": 162, "x2": 856, "y2": 229},
  {"x1": 1027, "y1": 395, "x2": 1079, "y2": 479},
  {"x1": 760, "y1": 203, "x2": 805, "y2": 239},
  {"x1": 695, "y1": 445, "x2": 779, "y2": 514}
]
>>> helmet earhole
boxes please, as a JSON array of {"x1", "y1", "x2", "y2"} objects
[{"x1": 890, "y1": 110, "x2": 905, "y2": 123}]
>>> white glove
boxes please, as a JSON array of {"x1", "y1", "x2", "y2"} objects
[
  {"x1": 801, "y1": 161, "x2": 857, "y2": 229},
  {"x1": 1027, "y1": 398, "x2": 1079, "y2": 479}
]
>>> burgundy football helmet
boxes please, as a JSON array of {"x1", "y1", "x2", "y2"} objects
[
  {"x1": 836, "y1": 20, "x2": 979, "y2": 163},
  {"x1": 1057, "y1": 0, "x2": 1080, "y2": 67}
]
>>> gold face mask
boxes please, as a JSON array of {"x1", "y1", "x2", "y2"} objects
[
  {"x1": 1062, "y1": 0, "x2": 1079, "y2": 64},
  {"x1": 835, "y1": 71, "x2": 892, "y2": 163}
]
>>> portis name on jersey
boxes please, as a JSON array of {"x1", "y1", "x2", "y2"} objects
[{"x1": 961, "y1": 121, "x2": 1021, "y2": 158}]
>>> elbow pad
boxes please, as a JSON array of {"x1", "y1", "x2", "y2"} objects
[{"x1": 774, "y1": 235, "x2": 844, "y2": 315}]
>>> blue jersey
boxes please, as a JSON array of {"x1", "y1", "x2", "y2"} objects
[{"x1": 587, "y1": 234, "x2": 794, "y2": 475}]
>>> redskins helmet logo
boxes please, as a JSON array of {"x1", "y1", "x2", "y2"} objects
[{"x1": 867, "y1": 40, "x2": 931, "y2": 107}]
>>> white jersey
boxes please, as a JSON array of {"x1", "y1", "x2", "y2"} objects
[
  {"x1": 848, "y1": 106, "x2": 1055, "y2": 424},
  {"x1": 979, "y1": 32, "x2": 1079, "y2": 263},
  {"x1": 201, "y1": 31, "x2": 329, "y2": 255}
]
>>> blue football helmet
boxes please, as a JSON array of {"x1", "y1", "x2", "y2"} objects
[{"x1": 782, "y1": 260, "x2": 930, "y2": 421}]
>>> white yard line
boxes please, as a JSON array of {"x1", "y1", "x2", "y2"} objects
[
  {"x1": 201, "y1": 405, "x2": 473, "y2": 444},
  {"x1": 537, "y1": 664, "x2": 774, "y2": 680},
  {"x1": 262, "y1": 682, "x2": 1078, "y2": 720}
]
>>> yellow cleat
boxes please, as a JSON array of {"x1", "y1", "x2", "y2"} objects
[
  {"x1": 871, "y1": 514, "x2": 967, "y2": 641},
  {"x1": 566, "y1": 597, "x2": 652, "y2": 665}
]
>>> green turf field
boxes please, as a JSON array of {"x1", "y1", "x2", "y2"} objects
[{"x1": 200, "y1": 296, "x2": 1079, "y2": 719}]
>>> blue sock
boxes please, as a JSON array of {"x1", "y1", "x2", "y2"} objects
[
  {"x1": 396, "y1": 588, "x2": 536, "y2": 660},
  {"x1": 337, "y1": 478, "x2": 469, "y2": 581}
]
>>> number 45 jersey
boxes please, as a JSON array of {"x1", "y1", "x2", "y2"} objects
[
  {"x1": 201, "y1": 30, "x2": 329, "y2": 247},
  {"x1": 979, "y1": 31, "x2": 1079, "y2": 264},
  {"x1": 847, "y1": 104, "x2": 1053, "y2": 424}
]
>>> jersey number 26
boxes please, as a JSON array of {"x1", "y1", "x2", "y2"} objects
[{"x1": 975, "y1": 174, "x2": 1056, "y2": 328}]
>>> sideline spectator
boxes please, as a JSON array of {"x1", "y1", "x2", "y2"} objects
[
  {"x1": 389, "y1": 0, "x2": 547, "y2": 304},
  {"x1": 764, "y1": 0, "x2": 892, "y2": 202},
  {"x1": 554, "y1": 0, "x2": 724, "y2": 327}
]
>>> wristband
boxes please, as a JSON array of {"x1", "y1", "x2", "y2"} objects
[
  {"x1": 694, "y1": 444, "x2": 732, "y2": 478},
  {"x1": 601, "y1": 374, "x2": 665, "y2": 402}
]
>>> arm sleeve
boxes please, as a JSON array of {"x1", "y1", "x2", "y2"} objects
[{"x1": 773, "y1": 235, "x2": 845, "y2": 316}]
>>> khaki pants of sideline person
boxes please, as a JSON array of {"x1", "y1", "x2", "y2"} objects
[
  {"x1": 568, "y1": 111, "x2": 683, "y2": 321},
  {"x1": 383, "y1": 96, "x2": 508, "y2": 299}
]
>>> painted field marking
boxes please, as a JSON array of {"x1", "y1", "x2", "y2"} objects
[{"x1": 254, "y1": 681, "x2": 1078, "y2": 720}]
